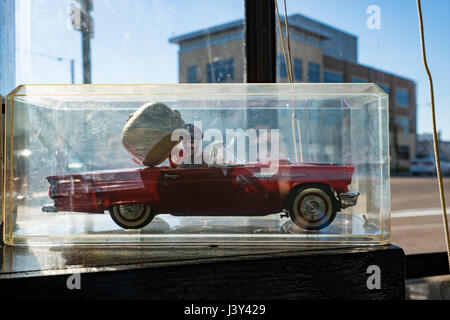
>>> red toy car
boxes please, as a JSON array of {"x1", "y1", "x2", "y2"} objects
[{"x1": 43, "y1": 160, "x2": 359, "y2": 231}]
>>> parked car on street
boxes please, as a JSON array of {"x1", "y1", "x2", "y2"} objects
[{"x1": 410, "y1": 154, "x2": 450, "y2": 176}]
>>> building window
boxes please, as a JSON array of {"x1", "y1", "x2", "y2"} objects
[
  {"x1": 206, "y1": 58, "x2": 234, "y2": 83},
  {"x1": 397, "y1": 146, "x2": 410, "y2": 160},
  {"x1": 308, "y1": 62, "x2": 320, "y2": 83},
  {"x1": 293, "y1": 58, "x2": 302, "y2": 82},
  {"x1": 187, "y1": 66, "x2": 198, "y2": 83},
  {"x1": 277, "y1": 57, "x2": 302, "y2": 81},
  {"x1": 277, "y1": 55, "x2": 288, "y2": 79},
  {"x1": 324, "y1": 70, "x2": 343, "y2": 83},
  {"x1": 351, "y1": 76, "x2": 367, "y2": 83},
  {"x1": 395, "y1": 88, "x2": 410, "y2": 106},
  {"x1": 377, "y1": 83, "x2": 390, "y2": 94},
  {"x1": 395, "y1": 116, "x2": 410, "y2": 133}
]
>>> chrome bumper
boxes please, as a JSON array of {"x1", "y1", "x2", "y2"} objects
[{"x1": 339, "y1": 191, "x2": 360, "y2": 209}]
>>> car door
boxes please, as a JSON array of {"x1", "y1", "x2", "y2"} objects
[
  {"x1": 227, "y1": 164, "x2": 275, "y2": 215},
  {"x1": 155, "y1": 166, "x2": 237, "y2": 215}
]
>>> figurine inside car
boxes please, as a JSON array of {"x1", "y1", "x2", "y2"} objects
[{"x1": 43, "y1": 158, "x2": 359, "y2": 231}]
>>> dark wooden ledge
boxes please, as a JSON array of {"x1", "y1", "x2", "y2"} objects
[{"x1": 0, "y1": 244, "x2": 405, "y2": 299}]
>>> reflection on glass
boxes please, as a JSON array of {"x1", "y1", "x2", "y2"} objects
[
  {"x1": 277, "y1": 0, "x2": 450, "y2": 254},
  {"x1": 4, "y1": 84, "x2": 388, "y2": 246},
  {"x1": 8, "y1": 0, "x2": 244, "y2": 88}
]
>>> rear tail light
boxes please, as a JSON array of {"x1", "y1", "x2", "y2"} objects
[
  {"x1": 47, "y1": 176, "x2": 84, "y2": 198},
  {"x1": 424, "y1": 161, "x2": 434, "y2": 166},
  {"x1": 411, "y1": 161, "x2": 418, "y2": 165}
]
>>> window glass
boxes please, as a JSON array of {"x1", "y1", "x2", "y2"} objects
[
  {"x1": 397, "y1": 146, "x2": 410, "y2": 160},
  {"x1": 324, "y1": 70, "x2": 343, "y2": 83},
  {"x1": 0, "y1": 0, "x2": 244, "y2": 94},
  {"x1": 277, "y1": 54, "x2": 288, "y2": 79},
  {"x1": 206, "y1": 58, "x2": 234, "y2": 83},
  {"x1": 395, "y1": 88, "x2": 410, "y2": 106},
  {"x1": 351, "y1": 76, "x2": 367, "y2": 83},
  {"x1": 293, "y1": 58, "x2": 303, "y2": 82},
  {"x1": 277, "y1": 55, "x2": 302, "y2": 82},
  {"x1": 395, "y1": 116, "x2": 410, "y2": 133},
  {"x1": 307, "y1": 62, "x2": 320, "y2": 83},
  {"x1": 3, "y1": 0, "x2": 450, "y2": 256},
  {"x1": 280, "y1": 0, "x2": 450, "y2": 255},
  {"x1": 187, "y1": 66, "x2": 198, "y2": 83}
]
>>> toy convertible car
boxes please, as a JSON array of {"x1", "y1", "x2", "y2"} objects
[{"x1": 43, "y1": 160, "x2": 359, "y2": 231}]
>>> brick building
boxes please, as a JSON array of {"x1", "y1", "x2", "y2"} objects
[{"x1": 169, "y1": 13, "x2": 417, "y2": 169}]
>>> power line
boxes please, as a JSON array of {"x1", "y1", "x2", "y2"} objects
[{"x1": 17, "y1": 48, "x2": 76, "y2": 84}]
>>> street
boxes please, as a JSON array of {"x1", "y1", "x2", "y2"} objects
[{"x1": 391, "y1": 176, "x2": 450, "y2": 254}]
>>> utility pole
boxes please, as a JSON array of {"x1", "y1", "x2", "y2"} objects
[
  {"x1": 70, "y1": 0, "x2": 94, "y2": 84},
  {"x1": 80, "y1": 0, "x2": 92, "y2": 84}
]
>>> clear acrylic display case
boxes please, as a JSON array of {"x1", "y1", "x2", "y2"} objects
[{"x1": 2, "y1": 84, "x2": 390, "y2": 246}]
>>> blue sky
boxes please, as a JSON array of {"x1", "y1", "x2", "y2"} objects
[{"x1": 14, "y1": 0, "x2": 450, "y2": 139}]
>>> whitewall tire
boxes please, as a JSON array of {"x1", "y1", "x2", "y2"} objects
[
  {"x1": 109, "y1": 203, "x2": 154, "y2": 229},
  {"x1": 288, "y1": 186, "x2": 337, "y2": 230}
]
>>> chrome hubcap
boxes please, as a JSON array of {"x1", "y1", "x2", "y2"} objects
[
  {"x1": 118, "y1": 203, "x2": 145, "y2": 220},
  {"x1": 300, "y1": 195, "x2": 326, "y2": 220}
]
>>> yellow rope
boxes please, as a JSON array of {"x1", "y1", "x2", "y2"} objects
[
  {"x1": 417, "y1": 0, "x2": 450, "y2": 268},
  {"x1": 296, "y1": 117, "x2": 303, "y2": 162},
  {"x1": 275, "y1": 0, "x2": 303, "y2": 162},
  {"x1": 283, "y1": 0, "x2": 294, "y2": 83},
  {"x1": 291, "y1": 113, "x2": 298, "y2": 162},
  {"x1": 274, "y1": 0, "x2": 293, "y2": 83}
]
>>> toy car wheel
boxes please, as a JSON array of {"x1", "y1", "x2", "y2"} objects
[
  {"x1": 287, "y1": 186, "x2": 337, "y2": 230},
  {"x1": 109, "y1": 203, "x2": 154, "y2": 229}
]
